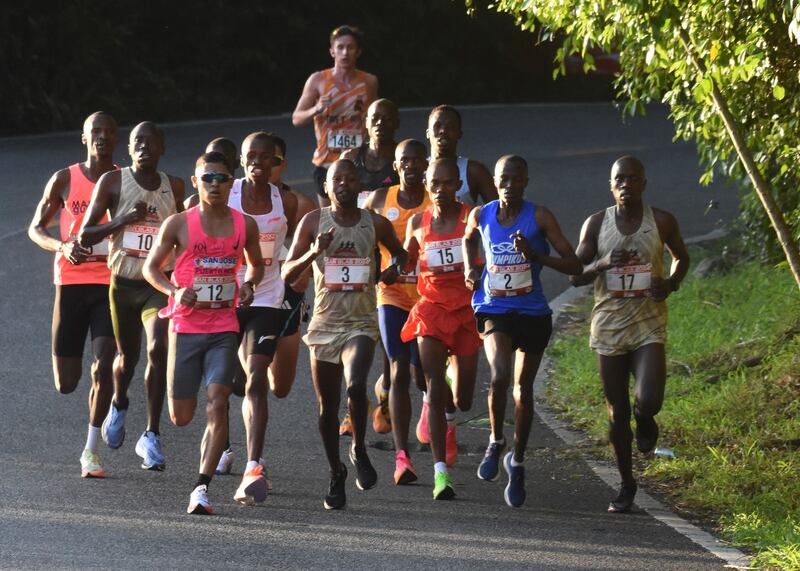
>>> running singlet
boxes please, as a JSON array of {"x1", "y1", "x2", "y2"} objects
[
  {"x1": 108, "y1": 168, "x2": 177, "y2": 280},
  {"x1": 162, "y1": 207, "x2": 245, "y2": 334},
  {"x1": 228, "y1": 179, "x2": 287, "y2": 309},
  {"x1": 416, "y1": 203, "x2": 472, "y2": 311},
  {"x1": 472, "y1": 200, "x2": 551, "y2": 315},
  {"x1": 590, "y1": 204, "x2": 667, "y2": 349},
  {"x1": 312, "y1": 69, "x2": 369, "y2": 168},
  {"x1": 352, "y1": 144, "x2": 399, "y2": 192},
  {"x1": 377, "y1": 185, "x2": 430, "y2": 311},
  {"x1": 309, "y1": 207, "x2": 377, "y2": 332},
  {"x1": 455, "y1": 156, "x2": 473, "y2": 205},
  {"x1": 55, "y1": 163, "x2": 113, "y2": 285}
]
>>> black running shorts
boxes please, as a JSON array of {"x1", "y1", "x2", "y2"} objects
[
  {"x1": 52, "y1": 284, "x2": 114, "y2": 358},
  {"x1": 237, "y1": 306, "x2": 282, "y2": 358},
  {"x1": 475, "y1": 312, "x2": 553, "y2": 354}
]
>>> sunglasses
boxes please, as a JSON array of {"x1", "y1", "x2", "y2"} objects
[{"x1": 200, "y1": 172, "x2": 233, "y2": 183}]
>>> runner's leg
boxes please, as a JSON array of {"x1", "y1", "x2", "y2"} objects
[
  {"x1": 310, "y1": 358, "x2": 344, "y2": 472},
  {"x1": 598, "y1": 353, "x2": 634, "y2": 486}
]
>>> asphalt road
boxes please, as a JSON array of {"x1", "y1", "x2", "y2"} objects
[{"x1": 0, "y1": 104, "x2": 738, "y2": 570}]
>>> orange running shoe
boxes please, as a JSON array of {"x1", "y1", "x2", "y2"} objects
[
  {"x1": 234, "y1": 463, "x2": 268, "y2": 505},
  {"x1": 394, "y1": 450, "x2": 418, "y2": 485},
  {"x1": 339, "y1": 412, "x2": 353, "y2": 437},
  {"x1": 416, "y1": 400, "x2": 430, "y2": 444},
  {"x1": 372, "y1": 378, "x2": 391, "y2": 434},
  {"x1": 445, "y1": 423, "x2": 458, "y2": 466}
]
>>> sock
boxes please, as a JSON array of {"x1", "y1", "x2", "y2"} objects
[
  {"x1": 246, "y1": 460, "x2": 259, "y2": 472},
  {"x1": 145, "y1": 429, "x2": 159, "y2": 437},
  {"x1": 490, "y1": 435, "x2": 505, "y2": 446},
  {"x1": 194, "y1": 473, "x2": 212, "y2": 489},
  {"x1": 422, "y1": 391, "x2": 429, "y2": 404},
  {"x1": 434, "y1": 461, "x2": 447, "y2": 475},
  {"x1": 511, "y1": 455, "x2": 525, "y2": 467},
  {"x1": 85, "y1": 425, "x2": 101, "y2": 451},
  {"x1": 445, "y1": 411, "x2": 456, "y2": 423}
]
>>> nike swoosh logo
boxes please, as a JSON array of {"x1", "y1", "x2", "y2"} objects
[
  {"x1": 258, "y1": 335, "x2": 276, "y2": 344},
  {"x1": 161, "y1": 190, "x2": 170, "y2": 194},
  {"x1": 233, "y1": 239, "x2": 240, "y2": 249},
  {"x1": 642, "y1": 229, "x2": 651, "y2": 233}
]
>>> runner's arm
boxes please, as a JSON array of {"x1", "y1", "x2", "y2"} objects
[
  {"x1": 468, "y1": 160, "x2": 498, "y2": 204},
  {"x1": 183, "y1": 193, "x2": 199, "y2": 209},
  {"x1": 373, "y1": 213, "x2": 407, "y2": 284},
  {"x1": 292, "y1": 73, "x2": 323, "y2": 127},
  {"x1": 79, "y1": 170, "x2": 142, "y2": 247},
  {"x1": 240, "y1": 216, "x2": 266, "y2": 307},
  {"x1": 403, "y1": 214, "x2": 422, "y2": 274},
  {"x1": 652, "y1": 209, "x2": 690, "y2": 301},
  {"x1": 143, "y1": 214, "x2": 182, "y2": 297},
  {"x1": 362, "y1": 187, "x2": 387, "y2": 213},
  {"x1": 168, "y1": 176, "x2": 186, "y2": 213},
  {"x1": 364, "y1": 73, "x2": 379, "y2": 110},
  {"x1": 535, "y1": 206, "x2": 583, "y2": 275},
  {"x1": 28, "y1": 169, "x2": 70, "y2": 253},
  {"x1": 463, "y1": 206, "x2": 482, "y2": 290},
  {"x1": 569, "y1": 212, "x2": 605, "y2": 287},
  {"x1": 281, "y1": 211, "x2": 327, "y2": 284}
]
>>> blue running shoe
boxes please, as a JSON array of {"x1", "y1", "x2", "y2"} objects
[
  {"x1": 477, "y1": 440, "x2": 506, "y2": 481},
  {"x1": 503, "y1": 452, "x2": 526, "y2": 508},
  {"x1": 135, "y1": 431, "x2": 165, "y2": 471},
  {"x1": 101, "y1": 402, "x2": 127, "y2": 449}
]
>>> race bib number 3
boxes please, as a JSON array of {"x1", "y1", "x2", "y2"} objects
[
  {"x1": 606, "y1": 264, "x2": 652, "y2": 298},
  {"x1": 122, "y1": 224, "x2": 159, "y2": 258},
  {"x1": 327, "y1": 131, "x2": 362, "y2": 151},
  {"x1": 259, "y1": 232, "x2": 276, "y2": 266},
  {"x1": 425, "y1": 238, "x2": 463, "y2": 274},
  {"x1": 324, "y1": 257, "x2": 370, "y2": 292},
  {"x1": 193, "y1": 276, "x2": 236, "y2": 309},
  {"x1": 488, "y1": 263, "x2": 533, "y2": 297}
]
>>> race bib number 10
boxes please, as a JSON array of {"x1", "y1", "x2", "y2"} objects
[
  {"x1": 122, "y1": 224, "x2": 159, "y2": 258},
  {"x1": 425, "y1": 238, "x2": 463, "y2": 274},
  {"x1": 327, "y1": 131, "x2": 362, "y2": 151},
  {"x1": 488, "y1": 263, "x2": 533, "y2": 297},
  {"x1": 606, "y1": 264, "x2": 652, "y2": 298},
  {"x1": 324, "y1": 257, "x2": 370, "y2": 292}
]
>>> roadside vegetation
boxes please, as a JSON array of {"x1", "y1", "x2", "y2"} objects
[{"x1": 545, "y1": 240, "x2": 800, "y2": 570}]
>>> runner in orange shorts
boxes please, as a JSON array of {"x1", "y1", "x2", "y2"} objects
[{"x1": 401, "y1": 158, "x2": 481, "y2": 500}]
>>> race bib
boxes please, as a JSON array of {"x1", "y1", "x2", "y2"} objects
[
  {"x1": 488, "y1": 263, "x2": 533, "y2": 297},
  {"x1": 397, "y1": 260, "x2": 420, "y2": 284},
  {"x1": 327, "y1": 130, "x2": 362, "y2": 151},
  {"x1": 259, "y1": 232, "x2": 276, "y2": 266},
  {"x1": 606, "y1": 264, "x2": 652, "y2": 298},
  {"x1": 193, "y1": 275, "x2": 236, "y2": 309},
  {"x1": 69, "y1": 234, "x2": 108, "y2": 262},
  {"x1": 425, "y1": 238, "x2": 463, "y2": 274},
  {"x1": 324, "y1": 257, "x2": 370, "y2": 292},
  {"x1": 356, "y1": 190, "x2": 370, "y2": 209},
  {"x1": 122, "y1": 224, "x2": 159, "y2": 258}
]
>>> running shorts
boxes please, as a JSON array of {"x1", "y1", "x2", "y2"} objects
[
  {"x1": 475, "y1": 312, "x2": 553, "y2": 354},
  {"x1": 109, "y1": 275, "x2": 169, "y2": 339},
  {"x1": 303, "y1": 328, "x2": 379, "y2": 365},
  {"x1": 52, "y1": 284, "x2": 114, "y2": 358},
  {"x1": 401, "y1": 299, "x2": 481, "y2": 356},
  {"x1": 279, "y1": 284, "x2": 305, "y2": 337},
  {"x1": 237, "y1": 306, "x2": 282, "y2": 359},
  {"x1": 378, "y1": 304, "x2": 421, "y2": 367},
  {"x1": 168, "y1": 331, "x2": 238, "y2": 400}
]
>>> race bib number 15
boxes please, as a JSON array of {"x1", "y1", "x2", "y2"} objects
[{"x1": 425, "y1": 238, "x2": 463, "y2": 274}]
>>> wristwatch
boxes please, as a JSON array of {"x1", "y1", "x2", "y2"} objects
[{"x1": 243, "y1": 280, "x2": 256, "y2": 290}]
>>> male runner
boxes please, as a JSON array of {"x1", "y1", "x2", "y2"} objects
[
  {"x1": 184, "y1": 138, "x2": 239, "y2": 210},
  {"x1": 427, "y1": 105, "x2": 497, "y2": 205},
  {"x1": 292, "y1": 25, "x2": 378, "y2": 207},
  {"x1": 401, "y1": 158, "x2": 482, "y2": 500},
  {"x1": 80, "y1": 121, "x2": 185, "y2": 470},
  {"x1": 464, "y1": 155, "x2": 582, "y2": 507},
  {"x1": 342, "y1": 98, "x2": 400, "y2": 207},
  {"x1": 143, "y1": 151, "x2": 264, "y2": 514},
  {"x1": 571, "y1": 156, "x2": 689, "y2": 513},
  {"x1": 362, "y1": 139, "x2": 430, "y2": 484},
  {"x1": 28, "y1": 111, "x2": 119, "y2": 478},
  {"x1": 282, "y1": 159, "x2": 406, "y2": 510},
  {"x1": 227, "y1": 132, "x2": 299, "y2": 504}
]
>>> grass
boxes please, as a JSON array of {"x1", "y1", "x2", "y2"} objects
[{"x1": 544, "y1": 242, "x2": 800, "y2": 570}]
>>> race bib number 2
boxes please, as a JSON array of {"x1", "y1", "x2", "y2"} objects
[
  {"x1": 327, "y1": 131, "x2": 362, "y2": 151},
  {"x1": 488, "y1": 263, "x2": 533, "y2": 297},
  {"x1": 606, "y1": 264, "x2": 652, "y2": 298},
  {"x1": 324, "y1": 257, "x2": 370, "y2": 292},
  {"x1": 425, "y1": 238, "x2": 463, "y2": 274},
  {"x1": 122, "y1": 225, "x2": 159, "y2": 258}
]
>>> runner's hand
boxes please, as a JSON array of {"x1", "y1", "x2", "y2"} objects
[
  {"x1": 312, "y1": 227, "x2": 335, "y2": 256},
  {"x1": 61, "y1": 238, "x2": 90, "y2": 265},
  {"x1": 126, "y1": 201, "x2": 148, "y2": 224},
  {"x1": 511, "y1": 230, "x2": 537, "y2": 262},
  {"x1": 315, "y1": 94, "x2": 333, "y2": 116},
  {"x1": 378, "y1": 264, "x2": 399, "y2": 285},
  {"x1": 238, "y1": 282, "x2": 254, "y2": 307},
  {"x1": 599, "y1": 248, "x2": 631, "y2": 271},
  {"x1": 173, "y1": 287, "x2": 197, "y2": 307},
  {"x1": 465, "y1": 267, "x2": 481, "y2": 291},
  {"x1": 649, "y1": 276, "x2": 671, "y2": 302}
]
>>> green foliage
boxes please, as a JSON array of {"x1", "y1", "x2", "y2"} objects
[
  {"x1": 545, "y1": 249, "x2": 800, "y2": 569},
  {"x1": 478, "y1": 0, "x2": 800, "y2": 262}
]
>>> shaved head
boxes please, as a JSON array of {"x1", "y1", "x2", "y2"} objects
[
  {"x1": 496, "y1": 154, "x2": 528, "y2": 175},
  {"x1": 129, "y1": 121, "x2": 164, "y2": 145},
  {"x1": 612, "y1": 155, "x2": 645, "y2": 178},
  {"x1": 368, "y1": 98, "x2": 398, "y2": 119},
  {"x1": 427, "y1": 158, "x2": 459, "y2": 179},
  {"x1": 395, "y1": 138, "x2": 427, "y2": 160},
  {"x1": 83, "y1": 111, "x2": 116, "y2": 133}
]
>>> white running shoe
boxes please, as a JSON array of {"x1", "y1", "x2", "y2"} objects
[
  {"x1": 135, "y1": 431, "x2": 165, "y2": 471},
  {"x1": 215, "y1": 448, "x2": 234, "y2": 475},
  {"x1": 187, "y1": 485, "x2": 212, "y2": 515},
  {"x1": 80, "y1": 449, "x2": 105, "y2": 478},
  {"x1": 233, "y1": 464, "x2": 268, "y2": 505}
]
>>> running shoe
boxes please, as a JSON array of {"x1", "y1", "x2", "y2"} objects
[
  {"x1": 635, "y1": 415, "x2": 659, "y2": 453},
  {"x1": 502, "y1": 452, "x2": 526, "y2": 508},
  {"x1": 433, "y1": 471, "x2": 455, "y2": 500},
  {"x1": 339, "y1": 412, "x2": 353, "y2": 437},
  {"x1": 607, "y1": 481, "x2": 638, "y2": 513},
  {"x1": 445, "y1": 423, "x2": 458, "y2": 466},
  {"x1": 187, "y1": 485, "x2": 213, "y2": 515},
  {"x1": 394, "y1": 450, "x2": 418, "y2": 485},
  {"x1": 324, "y1": 463, "x2": 347, "y2": 510},
  {"x1": 349, "y1": 445, "x2": 378, "y2": 490},
  {"x1": 215, "y1": 448, "x2": 234, "y2": 475},
  {"x1": 80, "y1": 449, "x2": 105, "y2": 478},
  {"x1": 477, "y1": 440, "x2": 506, "y2": 481},
  {"x1": 416, "y1": 400, "x2": 430, "y2": 444},
  {"x1": 135, "y1": 431, "x2": 165, "y2": 471},
  {"x1": 372, "y1": 378, "x2": 391, "y2": 434},
  {"x1": 101, "y1": 401, "x2": 126, "y2": 449},
  {"x1": 234, "y1": 464, "x2": 268, "y2": 505},
  {"x1": 259, "y1": 458, "x2": 273, "y2": 492}
]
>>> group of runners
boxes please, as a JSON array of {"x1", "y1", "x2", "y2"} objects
[{"x1": 28, "y1": 25, "x2": 689, "y2": 516}]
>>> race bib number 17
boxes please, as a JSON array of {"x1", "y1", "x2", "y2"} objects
[{"x1": 606, "y1": 264, "x2": 652, "y2": 298}]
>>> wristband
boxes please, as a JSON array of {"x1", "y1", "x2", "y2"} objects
[{"x1": 243, "y1": 280, "x2": 256, "y2": 290}]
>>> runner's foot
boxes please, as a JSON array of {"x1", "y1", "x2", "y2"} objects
[
  {"x1": 607, "y1": 481, "x2": 637, "y2": 513},
  {"x1": 135, "y1": 431, "x2": 165, "y2": 471},
  {"x1": 502, "y1": 452, "x2": 526, "y2": 508},
  {"x1": 233, "y1": 464, "x2": 268, "y2": 505},
  {"x1": 215, "y1": 448, "x2": 234, "y2": 475},
  {"x1": 393, "y1": 450, "x2": 418, "y2": 485},
  {"x1": 372, "y1": 378, "x2": 391, "y2": 434},
  {"x1": 635, "y1": 415, "x2": 659, "y2": 453},
  {"x1": 339, "y1": 412, "x2": 353, "y2": 437},
  {"x1": 80, "y1": 449, "x2": 105, "y2": 478},
  {"x1": 477, "y1": 439, "x2": 505, "y2": 481},
  {"x1": 187, "y1": 485, "x2": 213, "y2": 515},
  {"x1": 416, "y1": 400, "x2": 430, "y2": 444},
  {"x1": 433, "y1": 471, "x2": 455, "y2": 500},
  {"x1": 445, "y1": 424, "x2": 458, "y2": 466},
  {"x1": 349, "y1": 445, "x2": 378, "y2": 490},
  {"x1": 101, "y1": 401, "x2": 126, "y2": 449},
  {"x1": 324, "y1": 463, "x2": 347, "y2": 510}
]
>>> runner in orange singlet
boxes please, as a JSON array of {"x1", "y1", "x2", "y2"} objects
[
  {"x1": 401, "y1": 158, "x2": 481, "y2": 500},
  {"x1": 28, "y1": 111, "x2": 119, "y2": 478},
  {"x1": 292, "y1": 25, "x2": 378, "y2": 208}
]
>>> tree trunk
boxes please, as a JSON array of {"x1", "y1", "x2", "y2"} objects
[{"x1": 678, "y1": 26, "x2": 800, "y2": 291}]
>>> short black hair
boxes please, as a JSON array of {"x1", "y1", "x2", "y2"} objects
[
  {"x1": 429, "y1": 105, "x2": 462, "y2": 129},
  {"x1": 241, "y1": 131, "x2": 277, "y2": 152},
  {"x1": 396, "y1": 139, "x2": 427, "y2": 159},
  {"x1": 266, "y1": 132, "x2": 287, "y2": 159},
  {"x1": 205, "y1": 138, "x2": 238, "y2": 173},
  {"x1": 496, "y1": 154, "x2": 528, "y2": 173},
  {"x1": 330, "y1": 25, "x2": 362, "y2": 48},
  {"x1": 195, "y1": 151, "x2": 231, "y2": 173}
]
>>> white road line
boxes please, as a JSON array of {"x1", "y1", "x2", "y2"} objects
[{"x1": 537, "y1": 228, "x2": 750, "y2": 569}]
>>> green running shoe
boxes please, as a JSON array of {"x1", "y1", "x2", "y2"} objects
[{"x1": 433, "y1": 471, "x2": 455, "y2": 500}]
